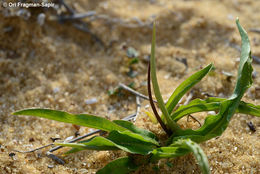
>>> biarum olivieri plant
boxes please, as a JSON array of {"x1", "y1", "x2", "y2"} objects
[{"x1": 13, "y1": 19, "x2": 260, "y2": 174}]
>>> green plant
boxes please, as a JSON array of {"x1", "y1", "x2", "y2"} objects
[{"x1": 13, "y1": 19, "x2": 260, "y2": 174}]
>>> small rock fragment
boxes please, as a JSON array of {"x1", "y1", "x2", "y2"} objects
[
  {"x1": 85, "y1": 98, "x2": 98, "y2": 105},
  {"x1": 29, "y1": 138, "x2": 35, "y2": 142},
  {"x1": 48, "y1": 164, "x2": 54, "y2": 168},
  {"x1": 37, "y1": 13, "x2": 46, "y2": 26},
  {"x1": 247, "y1": 121, "x2": 256, "y2": 132},
  {"x1": 126, "y1": 47, "x2": 139, "y2": 58},
  {"x1": 53, "y1": 87, "x2": 60, "y2": 93}
]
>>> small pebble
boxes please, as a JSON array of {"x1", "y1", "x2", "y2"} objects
[
  {"x1": 47, "y1": 164, "x2": 54, "y2": 169},
  {"x1": 126, "y1": 47, "x2": 139, "y2": 58},
  {"x1": 16, "y1": 9, "x2": 31, "y2": 20},
  {"x1": 53, "y1": 87, "x2": 60, "y2": 93},
  {"x1": 29, "y1": 138, "x2": 35, "y2": 142},
  {"x1": 143, "y1": 55, "x2": 150, "y2": 62},
  {"x1": 252, "y1": 71, "x2": 257, "y2": 79},
  {"x1": 85, "y1": 98, "x2": 98, "y2": 105},
  {"x1": 247, "y1": 121, "x2": 256, "y2": 132},
  {"x1": 37, "y1": 13, "x2": 46, "y2": 26}
]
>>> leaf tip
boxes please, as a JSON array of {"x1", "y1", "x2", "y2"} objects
[{"x1": 236, "y1": 17, "x2": 239, "y2": 24}]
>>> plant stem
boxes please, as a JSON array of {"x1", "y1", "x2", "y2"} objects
[
  {"x1": 150, "y1": 22, "x2": 181, "y2": 133},
  {"x1": 148, "y1": 63, "x2": 171, "y2": 136}
]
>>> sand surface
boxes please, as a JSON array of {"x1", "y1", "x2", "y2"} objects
[{"x1": 0, "y1": 0, "x2": 260, "y2": 173}]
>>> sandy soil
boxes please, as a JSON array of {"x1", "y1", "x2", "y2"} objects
[{"x1": 0, "y1": 0, "x2": 260, "y2": 173}]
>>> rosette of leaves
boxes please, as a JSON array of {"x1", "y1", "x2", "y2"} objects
[{"x1": 13, "y1": 19, "x2": 260, "y2": 174}]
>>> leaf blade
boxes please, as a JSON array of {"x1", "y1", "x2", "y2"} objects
[
  {"x1": 113, "y1": 120, "x2": 158, "y2": 140},
  {"x1": 13, "y1": 109, "x2": 127, "y2": 132},
  {"x1": 97, "y1": 157, "x2": 139, "y2": 174},
  {"x1": 171, "y1": 139, "x2": 210, "y2": 174},
  {"x1": 150, "y1": 22, "x2": 180, "y2": 132},
  {"x1": 166, "y1": 63, "x2": 213, "y2": 115},
  {"x1": 171, "y1": 97, "x2": 260, "y2": 122},
  {"x1": 106, "y1": 130, "x2": 158, "y2": 155},
  {"x1": 55, "y1": 136, "x2": 119, "y2": 151},
  {"x1": 150, "y1": 146, "x2": 189, "y2": 161},
  {"x1": 170, "y1": 19, "x2": 254, "y2": 143}
]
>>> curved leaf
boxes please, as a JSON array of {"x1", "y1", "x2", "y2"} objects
[
  {"x1": 171, "y1": 97, "x2": 260, "y2": 121},
  {"x1": 171, "y1": 139, "x2": 210, "y2": 174},
  {"x1": 59, "y1": 130, "x2": 159, "y2": 155},
  {"x1": 13, "y1": 109, "x2": 127, "y2": 132},
  {"x1": 150, "y1": 147, "x2": 189, "y2": 161},
  {"x1": 170, "y1": 19, "x2": 253, "y2": 143},
  {"x1": 151, "y1": 139, "x2": 209, "y2": 174},
  {"x1": 97, "y1": 157, "x2": 139, "y2": 174},
  {"x1": 55, "y1": 136, "x2": 119, "y2": 152},
  {"x1": 238, "y1": 101, "x2": 260, "y2": 117},
  {"x1": 165, "y1": 63, "x2": 213, "y2": 115},
  {"x1": 150, "y1": 22, "x2": 180, "y2": 132},
  {"x1": 171, "y1": 98, "x2": 221, "y2": 121},
  {"x1": 106, "y1": 130, "x2": 158, "y2": 155},
  {"x1": 113, "y1": 120, "x2": 157, "y2": 140}
]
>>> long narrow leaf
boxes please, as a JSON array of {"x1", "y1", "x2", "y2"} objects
[
  {"x1": 151, "y1": 139, "x2": 210, "y2": 174},
  {"x1": 113, "y1": 120, "x2": 157, "y2": 140},
  {"x1": 148, "y1": 62, "x2": 171, "y2": 135},
  {"x1": 150, "y1": 22, "x2": 180, "y2": 132},
  {"x1": 166, "y1": 64, "x2": 213, "y2": 114},
  {"x1": 97, "y1": 157, "x2": 139, "y2": 174},
  {"x1": 171, "y1": 98, "x2": 260, "y2": 121},
  {"x1": 170, "y1": 19, "x2": 253, "y2": 143},
  {"x1": 171, "y1": 139, "x2": 210, "y2": 174},
  {"x1": 171, "y1": 98, "x2": 221, "y2": 121},
  {"x1": 13, "y1": 109, "x2": 127, "y2": 132},
  {"x1": 238, "y1": 101, "x2": 260, "y2": 117},
  {"x1": 150, "y1": 146, "x2": 189, "y2": 161},
  {"x1": 55, "y1": 136, "x2": 119, "y2": 151},
  {"x1": 106, "y1": 130, "x2": 158, "y2": 155},
  {"x1": 59, "y1": 130, "x2": 159, "y2": 155}
]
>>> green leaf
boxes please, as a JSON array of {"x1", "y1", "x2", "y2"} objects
[
  {"x1": 171, "y1": 139, "x2": 210, "y2": 174},
  {"x1": 171, "y1": 97, "x2": 260, "y2": 121},
  {"x1": 106, "y1": 130, "x2": 158, "y2": 155},
  {"x1": 165, "y1": 63, "x2": 213, "y2": 115},
  {"x1": 151, "y1": 139, "x2": 210, "y2": 174},
  {"x1": 171, "y1": 98, "x2": 221, "y2": 121},
  {"x1": 13, "y1": 109, "x2": 127, "y2": 132},
  {"x1": 150, "y1": 146, "x2": 189, "y2": 161},
  {"x1": 59, "y1": 129, "x2": 159, "y2": 155},
  {"x1": 238, "y1": 101, "x2": 260, "y2": 117},
  {"x1": 61, "y1": 130, "x2": 158, "y2": 155},
  {"x1": 55, "y1": 136, "x2": 119, "y2": 151},
  {"x1": 59, "y1": 130, "x2": 158, "y2": 155},
  {"x1": 113, "y1": 120, "x2": 157, "y2": 140},
  {"x1": 170, "y1": 19, "x2": 253, "y2": 143},
  {"x1": 97, "y1": 157, "x2": 139, "y2": 174},
  {"x1": 150, "y1": 22, "x2": 180, "y2": 132}
]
